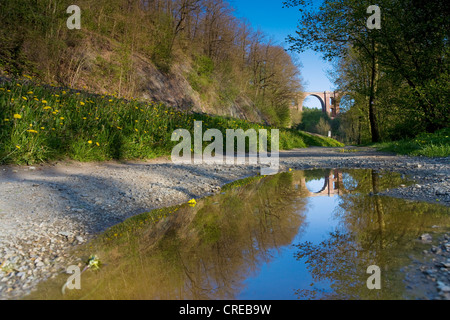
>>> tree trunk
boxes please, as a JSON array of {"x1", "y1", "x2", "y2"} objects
[
  {"x1": 371, "y1": 170, "x2": 385, "y2": 250},
  {"x1": 368, "y1": 41, "x2": 380, "y2": 143}
]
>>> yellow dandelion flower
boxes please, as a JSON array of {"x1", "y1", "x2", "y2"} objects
[
  {"x1": 4, "y1": 119, "x2": 9, "y2": 122},
  {"x1": 42, "y1": 100, "x2": 48, "y2": 104},
  {"x1": 16, "y1": 145, "x2": 21, "y2": 149},
  {"x1": 60, "y1": 117, "x2": 64, "y2": 120},
  {"x1": 96, "y1": 142, "x2": 100, "y2": 147},
  {"x1": 80, "y1": 102, "x2": 85, "y2": 106},
  {"x1": 22, "y1": 96, "x2": 28, "y2": 101},
  {"x1": 188, "y1": 199, "x2": 197, "y2": 207},
  {"x1": 43, "y1": 106, "x2": 51, "y2": 110},
  {"x1": 88, "y1": 140, "x2": 93, "y2": 144},
  {"x1": 27, "y1": 129, "x2": 38, "y2": 133},
  {"x1": 13, "y1": 114, "x2": 22, "y2": 119}
]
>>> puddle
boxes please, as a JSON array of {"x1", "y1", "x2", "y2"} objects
[{"x1": 26, "y1": 169, "x2": 450, "y2": 300}]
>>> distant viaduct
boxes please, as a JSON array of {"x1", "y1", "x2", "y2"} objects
[{"x1": 291, "y1": 91, "x2": 348, "y2": 118}]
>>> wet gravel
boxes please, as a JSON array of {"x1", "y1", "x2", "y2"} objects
[
  {"x1": 403, "y1": 232, "x2": 450, "y2": 300},
  {"x1": 0, "y1": 147, "x2": 448, "y2": 299}
]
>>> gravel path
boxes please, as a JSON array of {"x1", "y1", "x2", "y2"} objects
[{"x1": 0, "y1": 146, "x2": 449, "y2": 299}]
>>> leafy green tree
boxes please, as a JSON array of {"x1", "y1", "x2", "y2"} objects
[
  {"x1": 284, "y1": 0, "x2": 382, "y2": 142},
  {"x1": 297, "y1": 107, "x2": 331, "y2": 134},
  {"x1": 285, "y1": 0, "x2": 449, "y2": 140}
]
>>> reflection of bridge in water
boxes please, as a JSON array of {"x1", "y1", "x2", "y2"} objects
[{"x1": 292, "y1": 170, "x2": 348, "y2": 197}]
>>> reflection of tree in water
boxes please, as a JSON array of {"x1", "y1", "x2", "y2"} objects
[
  {"x1": 170, "y1": 172, "x2": 308, "y2": 299},
  {"x1": 294, "y1": 231, "x2": 362, "y2": 300},
  {"x1": 294, "y1": 170, "x2": 450, "y2": 300},
  {"x1": 304, "y1": 169, "x2": 331, "y2": 182},
  {"x1": 30, "y1": 169, "x2": 450, "y2": 300},
  {"x1": 30, "y1": 172, "x2": 309, "y2": 300}
]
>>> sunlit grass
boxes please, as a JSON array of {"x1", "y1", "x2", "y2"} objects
[
  {"x1": 374, "y1": 128, "x2": 450, "y2": 158},
  {"x1": 0, "y1": 78, "x2": 343, "y2": 165}
]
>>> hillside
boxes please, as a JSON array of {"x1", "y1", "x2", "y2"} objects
[
  {"x1": 0, "y1": 78, "x2": 343, "y2": 165},
  {"x1": 0, "y1": 0, "x2": 303, "y2": 127}
]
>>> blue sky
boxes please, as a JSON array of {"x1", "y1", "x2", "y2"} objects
[{"x1": 229, "y1": 0, "x2": 332, "y2": 108}]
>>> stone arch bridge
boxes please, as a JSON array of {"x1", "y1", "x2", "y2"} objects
[
  {"x1": 291, "y1": 91, "x2": 348, "y2": 118},
  {"x1": 292, "y1": 170, "x2": 348, "y2": 198}
]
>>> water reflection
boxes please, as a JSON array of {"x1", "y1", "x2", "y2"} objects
[
  {"x1": 27, "y1": 170, "x2": 450, "y2": 300},
  {"x1": 294, "y1": 171, "x2": 450, "y2": 300},
  {"x1": 301, "y1": 169, "x2": 346, "y2": 196}
]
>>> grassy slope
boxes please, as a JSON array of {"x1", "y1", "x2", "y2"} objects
[
  {"x1": 0, "y1": 78, "x2": 343, "y2": 165},
  {"x1": 372, "y1": 128, "x2": 450, "y2": 158}
]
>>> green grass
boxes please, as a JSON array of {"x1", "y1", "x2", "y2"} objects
[
  {"x1": 0, "y1": 77, "x2": 343, "y2": 165},
  {"x1": 373, "y1": 128, "x2": 450, "y2": 157},
  {"x1": 295, "y1": 131, "x2": 344, "y2": 148}
]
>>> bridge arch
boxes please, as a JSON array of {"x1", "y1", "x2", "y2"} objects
[
  {"x1": 291, "y1": 91, "x2": 348, "y2": 118},
  {"x1": 302, "y1": 94, "x2": 327, "y2": 114},
  {"x1": 292, "y1": 170, "x2": 349, "y2": 198}
]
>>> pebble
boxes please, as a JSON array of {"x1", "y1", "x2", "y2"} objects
[
  {"x1": 420, "y1": 234, "x2": 433, "y2": 242},
  {"x1": 58, "y1": 231, "x2": 71, "y2": 237},
  {"x1": 437, "y1": 282, "x2": 450, "y2": 293}
]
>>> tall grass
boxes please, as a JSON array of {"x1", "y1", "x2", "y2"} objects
[
  {"x1": 0, "y1": 78, "x2": 343, "y2": 165},
  {"x1": 374, "y1": 128, "x2": 450, "y2": 158}
]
